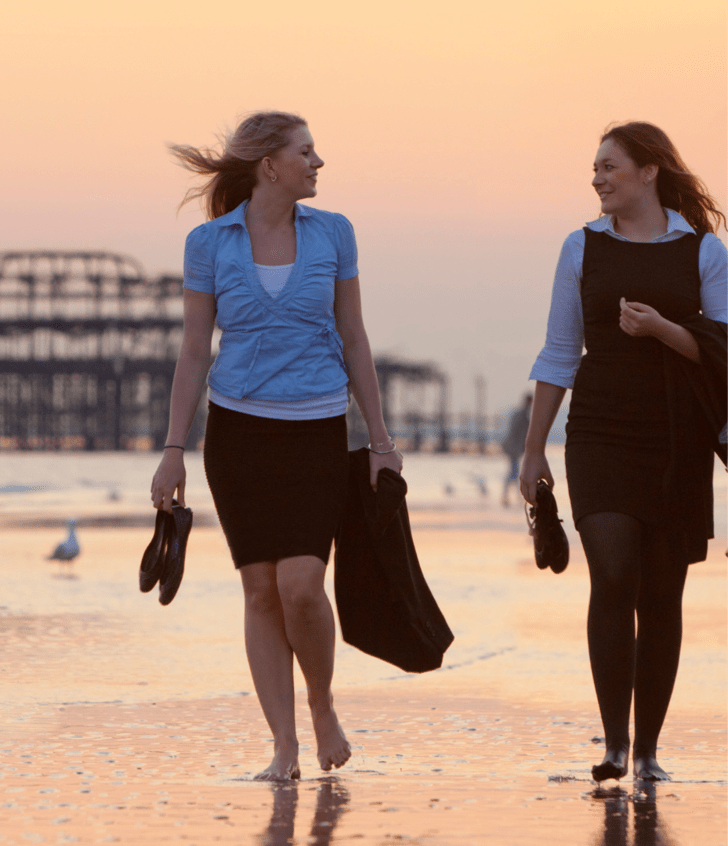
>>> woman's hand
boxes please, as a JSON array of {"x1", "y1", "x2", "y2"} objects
[
  {"x1": 368, "y1": 447, "x2": 404, "y2": 492},
  {"x1": 151, "y1": 450, "x2": 186, "y2": 513},
  {"x1": 619, "y1": 298, "x2": 663, "y2": 338},
  {"x1": 519, "y1": 450, "x2": 554, "y2": 505},
  {"x1": 620, "y1": 297, "x2": 701, "y2": 361}
]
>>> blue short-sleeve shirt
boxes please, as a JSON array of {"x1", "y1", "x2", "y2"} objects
[{"x1": 183, "y1": 200, "x2": 359, "y2": 401}]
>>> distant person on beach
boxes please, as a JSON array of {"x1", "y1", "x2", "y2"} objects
[
  {"x1": 500, "y1": 393, "x2": 532, "y2": 507},
  {"x1": 520, "y1": 122, "x2": 727, "y2": 782},
  {"x1": 150, "y1": 111, "x2": 403, "y2": 781}
]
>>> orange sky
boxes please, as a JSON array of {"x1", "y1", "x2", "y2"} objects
[{"x1": 2, "y1": 0, "x2": 726, "y2": 411}]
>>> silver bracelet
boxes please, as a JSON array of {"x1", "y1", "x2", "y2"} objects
[
  {"x1": 369, "y1": 438, "x2": 394, "y2": 454},
  {"x1": 367, "y1": 442, "x2": 398, "y2": 454}
]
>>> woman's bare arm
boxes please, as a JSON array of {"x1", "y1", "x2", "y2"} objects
[
  {"x1": 151, "y1": 289, "x2": 216, "y2": 511},
  {"x1": 519, "y1": 381, "x2": 567, "y2": 505},
  {"x1": 334, "y1": 276, "x2": 402, "y2": 489}
]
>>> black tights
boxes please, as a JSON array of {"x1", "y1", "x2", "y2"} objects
[{"x1": 578, "y1": 513, "x2": 689, "y2": 763}]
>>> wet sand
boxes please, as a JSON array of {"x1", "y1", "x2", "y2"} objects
[{"x1": 1, "y1": 452, "x2": 726, "y2": 844}]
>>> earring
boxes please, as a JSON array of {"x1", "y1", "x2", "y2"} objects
[{"x1": 270, "y1": 175, "x2": 277, "y2": 183}]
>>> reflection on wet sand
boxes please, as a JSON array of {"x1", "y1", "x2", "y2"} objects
[
  {"x1": 592, "y1": 783, "x2": 678, "y2": 846},
  {"x1": 258, "y1": 778, "x2": 349, "y2": 846}
]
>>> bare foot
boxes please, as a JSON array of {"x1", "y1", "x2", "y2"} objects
[
  {"x1": 254, "y1": 745, "x2": 301, "y2": 782},
  {"x1": 310, "y1": 695, "x2": 351, "y2": 772},
  {"x1": 633, "y1": 755, "x2": 671, "y2": 781},
  {"x1": 592, "y1": 746, "x2": 629, "y2": 782}
]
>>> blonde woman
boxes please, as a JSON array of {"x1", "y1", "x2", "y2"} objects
[{"x1": 151, "y1": 111, "x2": 402, "y2": 781}]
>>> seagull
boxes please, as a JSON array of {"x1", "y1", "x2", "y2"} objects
[{"x1": 48, "y1": 519, "x2": 81, "y2": 575}]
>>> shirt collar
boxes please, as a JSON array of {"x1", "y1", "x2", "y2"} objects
[
  {"x1": 212, "y1": 199, "x2": 313, "y2": 229},
  {"x1": 586, "y1": 208, "x2": 695, "y2": 240}
]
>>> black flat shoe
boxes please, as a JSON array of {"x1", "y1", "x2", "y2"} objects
[
  {"x1": 525, "y1": 480, "x2": 569, "y2": 573},
  {"x1": 159, "y1": 500, "x2": 193, "y2": 606},
  {"x1": 139, "y1": 508, "x2": 172, "y2": 592}
]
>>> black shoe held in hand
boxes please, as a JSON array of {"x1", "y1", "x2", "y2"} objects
[
  {"x1": 525, "y1": 479, "x2": 569, "y2": 574},
  {"x1": 159, "y1": 500, "x2": 193, "y2": 606},
  {"x1": 139, "y1": 508, "x2": 171, "y2": 592},
  {"x1": 139, "y1": 500, "x2": 193, "y2": 604}
]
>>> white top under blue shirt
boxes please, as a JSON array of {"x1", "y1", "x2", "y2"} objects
[{"x1": 529, "y1": 209, "x2": 728, "y2": 389}]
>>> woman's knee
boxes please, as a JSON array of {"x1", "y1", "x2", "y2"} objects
[
  {"x1": 636, "y1": 572, "x2": 686, "y2": 621},
  {"x1": 276, "y1": 557, "x2": 327, "y2": 615},
  {"x1": 585, "y1": 553, "x2": 642, "y2": 611},
  {"x1": 241, "y1": 563, "x2": 282, "y2": 614},
  {"x1": 279, "y1": 588, "x2": 323, "y2": 620},
  {"x1": 639, "y1": 527, "x2": 689, "y2": 604},
  {"x1": 245, "y1": 588, "x2": 283, "y2": 616},
  {"x1": 579, "y1": 512, "x2": 643, "y2": 607}
]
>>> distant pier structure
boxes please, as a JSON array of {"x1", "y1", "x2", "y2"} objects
[
  {"x1": 0, "y1": 250, "x2": 204, "y2": 451},
  {"x1": 0, "y1": 250, "x2": 466, "y2": 453},
  {"x1": 347, "y1": 355, "x2": 453, "y2": 452}
]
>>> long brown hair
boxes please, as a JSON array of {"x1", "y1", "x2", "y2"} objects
[
  {"x1": 601, "y1": 121, "x2": 726, "y2": 234},
  {"x1": 169, "y1": 111, "x2": 307, "y2": 220}
]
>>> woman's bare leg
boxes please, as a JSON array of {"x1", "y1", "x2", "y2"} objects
[
  {"x1": 240, "y1": 562, "x2": 300, "y2": 781},
  {"x1": 276, "y1": 556, "x2": 351, "y2": 772}
]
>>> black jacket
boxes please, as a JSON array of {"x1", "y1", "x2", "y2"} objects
[
  {"x1": 663, "y1": 315, "x2": 727, "y2": 564},
  {"x1": 334, "y1": 448, "x2": 454, "y2": 673},
  {"x1": 677, "y1": 315, "x2": 727, "y2": 466}
]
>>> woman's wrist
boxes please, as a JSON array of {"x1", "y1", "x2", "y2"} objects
[
  {"x1": 366, "y1": 427, "x2": 392, "y2": 445},
  {"x1": 650, "y1": 314, "x2": 669, "y2": 340},
  {"x1": 652, "y1": 316, "x2": 701, "y2": 361},
  {"x1": 368, "y1": 441, "x2": 398, "y2": 455}
]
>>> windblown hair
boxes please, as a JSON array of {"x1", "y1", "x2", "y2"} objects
[
  {"x1": 601, "y1": 122, "x2": 726, "y2": 234},
  {"x1": 169, "y1": 111, "x2": 307, "y2": 220}
]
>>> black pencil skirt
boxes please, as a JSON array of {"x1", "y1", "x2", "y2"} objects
[{"x1": 203, "y1": 402, "x2": 349, "y2": 568}]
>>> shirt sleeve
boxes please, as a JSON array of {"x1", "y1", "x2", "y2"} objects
[
  {"x1": 529, "y1": 232, "x2": 585, "y2": 389},
  {"x1": 699, "y1": 233, "x2": 727, "y2": 322},
  {"x1": 183, "y1": 224, "x2": 215, "y2": 293},
  {"x1": 332, "y1": 213, "x2": 359, "y2": 281}
]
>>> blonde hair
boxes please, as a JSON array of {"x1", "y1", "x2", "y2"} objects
[{"x1": 169, "y1": 111, "x2": 307, "y2": 219}]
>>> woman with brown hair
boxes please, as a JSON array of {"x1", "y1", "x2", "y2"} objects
[
  {"x1": 151, "y1": 111, "x2": 402, "y2": 781},
  {"x1": 521, "y1": 122, "x2": 727, "y2": 782}
]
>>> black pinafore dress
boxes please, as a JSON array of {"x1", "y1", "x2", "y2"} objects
[{"x1": 565, "y1": 228, "x2": 712, "y2": 543}]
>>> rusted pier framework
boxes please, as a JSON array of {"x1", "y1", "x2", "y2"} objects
[
  {"x1": 0, "y1": 251, "x2": 459, "y2": 452},
  {"x1": 0, "y1": 250, "x2": 202, "y2": 450},
  {"x1": 347, "y1": 355, "x2": 452, "y2": 452}
]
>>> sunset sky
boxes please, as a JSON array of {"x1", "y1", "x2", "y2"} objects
[{"x1": 3, "y1": 0, "x2": 726, "y2": 413}]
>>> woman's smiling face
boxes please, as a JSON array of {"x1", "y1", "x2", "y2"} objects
[
  {"x1": 591, "y1": 138, "x2": 654, "y2": 218},
  {"x1": 270, "y1": 125, "x2": 324, "y2": 200}
]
